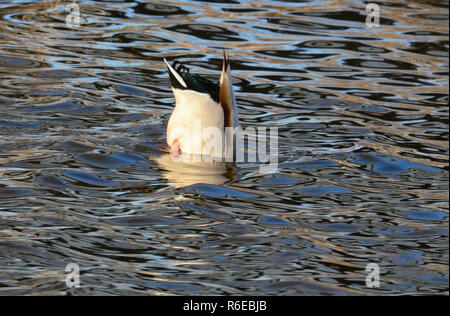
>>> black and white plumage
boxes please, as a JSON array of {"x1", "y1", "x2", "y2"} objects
[{"x1": 164, "y1": 52, "x2": 239, "y2": 158}]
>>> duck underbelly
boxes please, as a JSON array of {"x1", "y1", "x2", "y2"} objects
[{"x1": 167, "y1": 90, "x2": 225, "y2": 156}]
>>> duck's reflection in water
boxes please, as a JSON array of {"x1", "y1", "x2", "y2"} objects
[{"x1": 153, "y1": 153, "x2": 237, "y2": 188}]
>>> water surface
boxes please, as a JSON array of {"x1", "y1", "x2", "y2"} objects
[{"x1": 0, "y1": 0, "x2": 448, "y2": 295}]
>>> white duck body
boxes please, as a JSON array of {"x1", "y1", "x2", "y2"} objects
[
  {"x1": 167, "y1": 88, "x2": 224, "y2": 156},
  {"x1": 164, "y1": 52, "x2": 239, "y2": 160}
]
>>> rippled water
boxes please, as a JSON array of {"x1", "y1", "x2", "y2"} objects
[{"x1": 0, "y1": 0, "x2": 448, "y2": 295}]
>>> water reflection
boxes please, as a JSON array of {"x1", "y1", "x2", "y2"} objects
[{"x1": 153, "y1": 154, "x2": 236, "y2": 187}]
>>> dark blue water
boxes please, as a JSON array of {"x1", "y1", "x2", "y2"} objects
[{"x1": 0, "y1": 0, "x2": 448, "y2": 295}]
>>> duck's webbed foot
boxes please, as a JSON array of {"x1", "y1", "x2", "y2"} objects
[{"x1": 170, "y1": 138, "x2": 181, "y2": 161}]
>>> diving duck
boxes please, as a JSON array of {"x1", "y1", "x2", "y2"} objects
[{"x1": 164, "y1": 52, "x2": 239, "y2": 160}]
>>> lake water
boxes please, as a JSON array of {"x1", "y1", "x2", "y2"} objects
[{"x1": 0, "y1": 0, "x2": 448, "y2": 295}]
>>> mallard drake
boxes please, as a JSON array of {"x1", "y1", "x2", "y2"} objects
[{"x1": 164, "y1": 52, "x2": 239, "y2": 160}]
